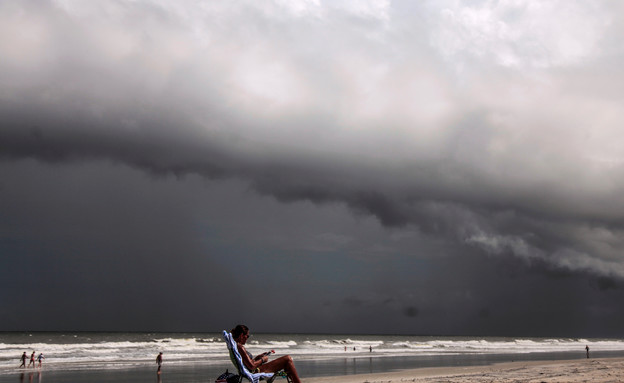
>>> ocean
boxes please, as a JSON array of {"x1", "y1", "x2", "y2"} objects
[{"x1": 2, "y1": 332, "x2": 624, "y2": 382}]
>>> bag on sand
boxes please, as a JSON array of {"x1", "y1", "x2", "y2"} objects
[{"x1": 215, "y1": 369, "x2": 240, "y2": 383}]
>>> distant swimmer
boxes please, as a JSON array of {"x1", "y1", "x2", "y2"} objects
[
  {"x1": 28, "y1": 352, "x2": 35, "y2": 368},
  {"x1": 156, "y1": 352, "x2": 163, "y2": 373},
  {"x1": 19, "y1": 352, "x2": 27, "y2": 368},
  {"x1": 37, "y1": 353, "x2": 45, "y2": 367},
  {"x1": 586, "y1": 345, "x2": 590, "y2": 359}
]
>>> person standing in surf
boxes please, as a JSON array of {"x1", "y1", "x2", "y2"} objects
[
  {"x1": 156, "y1": 352, "x2": 163, "y2": 373},
  {"x1": 19, "y1": 352, "x2": 27, "y2": 368},
  {"x1": 28, "y1": 351, "x2": 35, "y2": 368}
]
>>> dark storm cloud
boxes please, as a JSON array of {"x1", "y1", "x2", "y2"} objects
[
  {"x1": 2, "y1": 0, "x2": 624, "y2": 279},
  {"x1": 3, "y1": 0, "x2": 624, "y2": 335},
  {"x1": 0, "y1": 106, "x2": 231, "y2": 178}
]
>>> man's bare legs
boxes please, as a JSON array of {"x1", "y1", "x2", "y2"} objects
[{"x1": 258, "y1": 355, "x2": 301, "y2": 383}]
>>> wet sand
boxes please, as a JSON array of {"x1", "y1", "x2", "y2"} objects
[
  {"x1": 305, "y1": 357, "x2": 624, "y2": 383},
  {"x1": 3, "y1": 357, "x2": 623, "y2": 383}
]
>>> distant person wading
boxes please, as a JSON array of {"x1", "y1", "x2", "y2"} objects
[{"x1": 156, "y1": 352, "x2": 163, "y2": 373}]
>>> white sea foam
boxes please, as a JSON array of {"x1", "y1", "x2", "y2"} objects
[{"x1": 1, "y1": 333, "x2": 624, "y2": 375}]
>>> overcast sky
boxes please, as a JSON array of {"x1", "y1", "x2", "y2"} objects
[{"x1": 2, "y1": 0, "x2": 624, "y2": 337}]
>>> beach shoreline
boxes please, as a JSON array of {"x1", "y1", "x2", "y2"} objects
[
  {"x1": 4, "y1": 332, "x2": 624, "y2": 383},
  {"x1": 1, "y1": 356, "x2": 623, "y2": 383},
  {"x1": 304, "y1": 356, "x2": 624, "y2": 383}
]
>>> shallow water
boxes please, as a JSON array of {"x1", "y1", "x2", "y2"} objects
[{"x1": 2, "y1": 332, "x2": 623, "y2": 382}]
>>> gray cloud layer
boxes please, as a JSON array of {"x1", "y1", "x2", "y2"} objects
[{"x1": 3, "y1": 0, "x2": 624, "y2": 335}]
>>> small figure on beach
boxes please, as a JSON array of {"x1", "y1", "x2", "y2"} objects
[
  {"x1": 19, "y1": 352, "x2": 27, "y2": 368},
  {"x1": 231, "y1": 324, "x2": 302, "y2": 383},
  {"x1": 37, "y1": 353, "x2": 45, "y2": 367},
  {"x1": 156, "y1": 352, "x2": 163, "y2": 373},
  {"x1": 28, "y1": 351, "x2": 35, "y2": 368},
  {"x1": 369, "y1": 345, "x2": 372, "y2": 353},
  {"x1": 586, "y1": 345, "x2": 590, "y2": 359}
]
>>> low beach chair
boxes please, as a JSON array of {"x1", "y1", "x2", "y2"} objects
[{"x1": 222, "y1": 330, "x2": 292, "y2": 383}]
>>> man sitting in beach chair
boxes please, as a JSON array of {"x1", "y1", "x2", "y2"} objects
[{"x1": 223, "y1": 325, "x2": 300, "y2": 383}]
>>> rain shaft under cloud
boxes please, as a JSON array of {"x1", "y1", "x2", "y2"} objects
[{"x1": 2, "y1": 0, "x2": 624, "y2": 336}]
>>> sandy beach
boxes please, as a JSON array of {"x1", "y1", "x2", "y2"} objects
[
  {"x1": 306, "y1": 357, "x2": 624, "y2": 383},
  {"x1": 1, "y1": 356, "x2": 623, "y2": 383}
]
